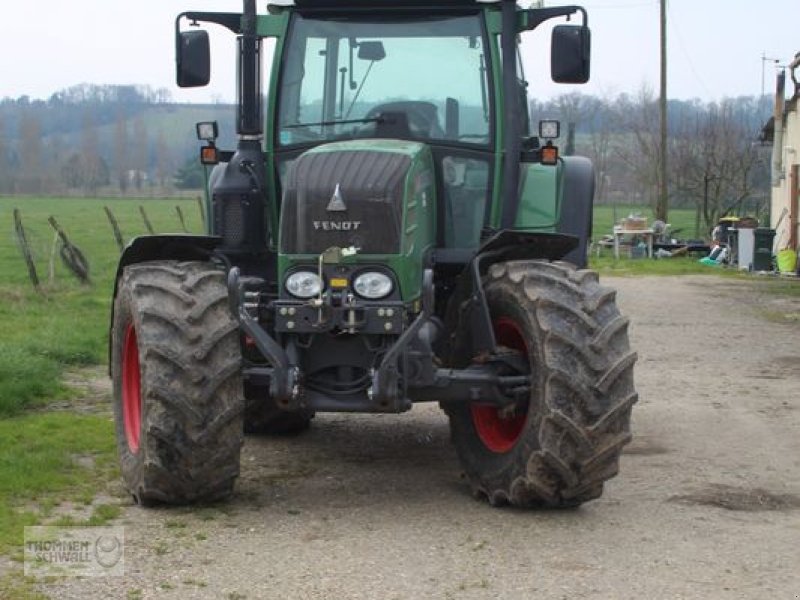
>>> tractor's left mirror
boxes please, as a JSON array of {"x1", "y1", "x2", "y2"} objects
[
  {"x1": 177, "y1": 30, "x2": 211, "y2": 88},
  {"x1": 551, "y1": 25, "x2": 590, "y2": 84}
]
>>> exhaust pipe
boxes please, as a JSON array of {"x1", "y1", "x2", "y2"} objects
[{"x1": 238, "y1": 0, "x2": 262, "y2": 137}]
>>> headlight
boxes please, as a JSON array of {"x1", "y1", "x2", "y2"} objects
[
  {"x1": 286, "y1": 271, "x2": 323, "y2": 299},
  {"x1": 353, "y1": 272, "x2": 393, "y2": 299}
]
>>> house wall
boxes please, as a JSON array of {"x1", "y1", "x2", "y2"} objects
[{"x1": 771, "y1": 90, "x2": 800, "y2": 252}]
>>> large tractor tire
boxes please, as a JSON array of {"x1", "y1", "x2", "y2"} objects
[
  {"x1": 111, "y1": 261, "x2": 244, "y2": 505},
  {"x1": 446, "y1": 260, "x2": 637, "y2": 508},
  {"x1": 244, "y1": 382, "x2": 314, "y2": 435}
]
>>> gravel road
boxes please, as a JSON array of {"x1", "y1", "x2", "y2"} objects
[{"x1": 33, "y1": 275, "x2": 800, "y2": 599}]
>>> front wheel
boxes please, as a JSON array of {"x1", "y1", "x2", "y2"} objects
[
  {"x1": 111, "y1": 261, "x2": 244, "y2": 505},
  {"x1": 445, "y1": 260, "x2": 637, "y2": 508}
]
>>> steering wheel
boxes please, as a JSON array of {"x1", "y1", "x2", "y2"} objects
[{"x1": 365, "y1": 102, "x2": 444, "y2": 138}]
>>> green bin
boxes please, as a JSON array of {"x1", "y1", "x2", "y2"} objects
[{"x1": 752, "y1": 228, "x2": 775, "y2": 271}]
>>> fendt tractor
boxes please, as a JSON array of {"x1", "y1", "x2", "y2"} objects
[{"x1": 110, "y1": 0, "x2": 638, "y2": 508}]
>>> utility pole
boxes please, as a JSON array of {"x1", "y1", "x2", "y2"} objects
[{"x1": 657, "y1": 0, "x2": 668, "y2": 223}]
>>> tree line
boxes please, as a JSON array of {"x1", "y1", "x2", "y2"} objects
[
  {"x1": 0, "y1": 85, "x2": 233, "y2": 197},
  {"x1": 0, "y1": 85, "x2": 772, "y2": 234},
  {"x1": 532, "y1": 90, "x2": 773, "y2": 233}
]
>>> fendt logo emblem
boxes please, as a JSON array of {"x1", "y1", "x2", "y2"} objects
[
  {"x1": 313, "y1": 221, "x2": 362, "y2": 231},
  {"x1": 327, "y1": 183, "x2": 347, "y2": 212},
  {"x1": 316, "y1": 183, "x2": 360, "y2": 230}
]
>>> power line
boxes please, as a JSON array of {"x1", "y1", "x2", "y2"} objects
[{"x1": 665, "y1": 1, "x2": 713, "y2": 98}]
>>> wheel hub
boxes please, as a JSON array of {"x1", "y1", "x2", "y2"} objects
[
  {"x1": 121, "y1": 323, "x2": 142, "y2": 453},
  {"x1": 470, "y1": 317, "x2": 529, "y2": 453}
]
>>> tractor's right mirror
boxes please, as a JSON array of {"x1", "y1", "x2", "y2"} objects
[
  {"x1": 177, "y1": 30, "x2": 211, "y2": 88},
  {"x1": 551, "y1": 25, "x2": 591, "y2": 84}
]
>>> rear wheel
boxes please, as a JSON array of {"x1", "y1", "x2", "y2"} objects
[
  {"x1": 445, "y1": 260, "x2": 637, "y2": 507},
  {"x1": 111, "y1": 260, "x2": 244, "y2": 505}
]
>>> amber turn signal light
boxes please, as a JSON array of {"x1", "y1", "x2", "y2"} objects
[
  {"x1": 200, "y1": 144, "x2": 219, "y2": 165},
  {"x1": 540, "y1": 142, "x2": 559, "y2": 166}
]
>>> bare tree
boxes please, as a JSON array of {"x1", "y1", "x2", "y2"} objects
[
  {"x1": 114, "y1": 113, "x2": 130, "y2": 194},
  {"x1": 614, "y1": 87, "x2": 663, "y2": 212},
  {"x1": 18, "y1": 111, "x2": 43, "y2": 193},
  {"x1": 671, "y1": 98, "x2": 767, "y2": 235},
  {"x1": 154, "y1": 131, "x2": 172, "y2": 191},
  {"x1": 80, "y1": 112, "x2": 109, "y2": 195},
  {"x1": 132, "y1": 117, "x2": 148, "y2": 191},
  {"x1": 553, "y1": 92, "x2": 594, "y2": 156},
  {"x1": 0, "y1": 117, "x2": 9, "y2": 193}
]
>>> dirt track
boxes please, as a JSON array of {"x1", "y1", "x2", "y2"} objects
[{"x1": 35, "y1": 275, "x2": 800, "y2": 599}]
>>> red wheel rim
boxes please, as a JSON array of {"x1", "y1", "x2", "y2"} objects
[
  {"x1": 470, "y1": 317, "x2": 529, "y2": 453},
  {"x1": 121, "y1": 323, "x2": 142, "y2": 454}
]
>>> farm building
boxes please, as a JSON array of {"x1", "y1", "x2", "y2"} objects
[{"x1": 768, "y1": 52, "x2": 800, "y2": 259}]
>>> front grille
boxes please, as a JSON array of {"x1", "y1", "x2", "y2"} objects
[{"x1": 281, "y1": 150, "x2": 410, "y2": 255}]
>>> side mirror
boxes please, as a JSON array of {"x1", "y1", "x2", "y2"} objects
[
  {"x1": 551, "y1": 25, "x2": 590, "y2": 84},
  {"x1": 358, "y1": 41, "x2": 386, "y2": 62},
  {"x1": 177, "y1": 30, "x2": 211, "y2": 88}
]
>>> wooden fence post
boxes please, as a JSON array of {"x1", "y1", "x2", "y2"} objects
[
  {"x1": 48, "y1": 216, "x2": 91, "y2": 285},
  {"x1": 176, "y1": 205, "x2": 189, "y2": 233},
  {"x1": 104, "y1": 206, "x2": 125, "y2": 252},
  {"x1": 196, "y1": 196, "x2": 207, "y2": 231},
  {"x1": 139, "y1": 205, "x2": 155, "y2": 235},
  {"x1": 13, "y1": 208, "x2": 40, "y2": 291}
]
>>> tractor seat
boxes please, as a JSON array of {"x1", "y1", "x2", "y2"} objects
[
  {"x1": 365, "y1": 101, "x2": 444, "y2": 140},
  {"x1": 372, "y1": 111, "x2": 412, "y2": 139}
]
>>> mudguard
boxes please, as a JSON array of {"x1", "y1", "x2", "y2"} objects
[
  {"x1": 557, "y1": 156, "x2": 595, "y2": 268},
  {"x1": 107, "y1": 235, "x2": 223, "y2": 373},
  {"x1": 441, "y1": 230, "x2": 578, "y2": 366}
]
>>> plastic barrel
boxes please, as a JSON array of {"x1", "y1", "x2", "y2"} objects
[
  {"x1": 776, "y1": 248, "x2": 797, "y2": 273},
  {"x1": 752, "y1": 228, "x2": 775, "y2": 271}
]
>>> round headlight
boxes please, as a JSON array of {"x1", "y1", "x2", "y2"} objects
[
  {"x1": 353, "y1": 272, "x2": 393, "y2": 299},
  {"x1": 286, "y1": 271, "x2": 323, "y2": 299}
]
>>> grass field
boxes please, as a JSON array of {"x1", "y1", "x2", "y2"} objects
[
  {"x1": 0, "y1": 196, "x2": 206, "y2": 415},
  {"x1": 591, "y1": 204, "x2": 701, "y2": 242}
]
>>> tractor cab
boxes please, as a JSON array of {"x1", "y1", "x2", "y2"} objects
[
  {"x1": 275, "y1": 10, "x2": 494, "y2": 250},
  {"x1": 177, "y1": 0, "x2": 590, "y2": 260}
]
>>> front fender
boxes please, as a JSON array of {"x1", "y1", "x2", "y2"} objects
[
  {"x1": 107, "y1": 235, "x2": 223, "y2": 375},
  {"x1": 557, "y1": 156, "x2": 595, "y2": 268}
]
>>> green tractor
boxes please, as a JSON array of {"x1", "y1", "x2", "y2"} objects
[{"x1": 110, "y1": 0, "x2": 637, "y2": 508}]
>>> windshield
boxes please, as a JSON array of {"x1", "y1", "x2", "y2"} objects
[{"x1": 277, "y1": 14, "x2": 491, "y2": 148}]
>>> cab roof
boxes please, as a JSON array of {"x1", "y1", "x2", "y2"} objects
[{"x1": 270, "y1": 0, "x2": 499, "y2": 8}]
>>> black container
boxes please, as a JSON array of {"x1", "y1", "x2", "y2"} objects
[{"x1": 752, "y1": 228, "x2": 776, "y2": 271}]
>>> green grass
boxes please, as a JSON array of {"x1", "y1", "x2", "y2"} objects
[
  {"x1": 589, "y1": 253, "x2": 741, "y2": 277},
  {"x1": 0, "y1": 412, "x2": 118, "y2": 554},
  {"x1": 592, "y1": 204, "x2": 701, "y2": 242},
  {"x1": 0, "y1": 196, "x2": 205, "y2": 416}
]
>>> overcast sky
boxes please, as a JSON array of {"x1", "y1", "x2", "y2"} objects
[{"x1": 0, "y1": 1, "x2": 797, "y2": 103}]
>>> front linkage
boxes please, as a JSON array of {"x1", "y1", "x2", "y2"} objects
[{"x1": 227, "y1": 260, "x2": 531, "y2": 415}]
